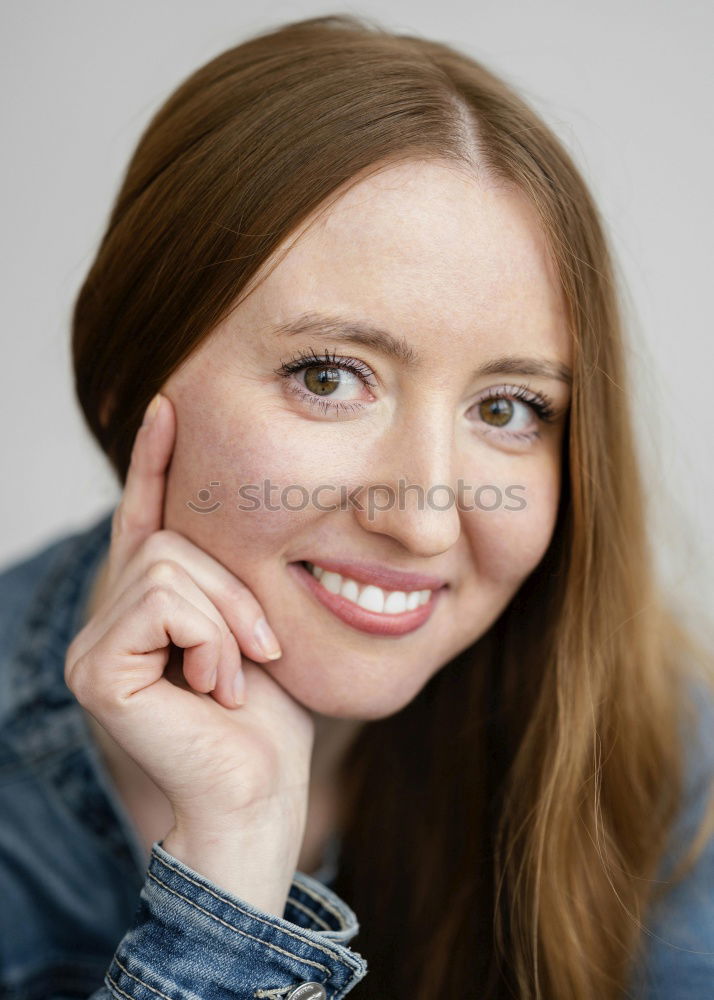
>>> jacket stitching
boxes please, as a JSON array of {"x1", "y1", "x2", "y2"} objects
[
  {"x1": 147, "y1": 869, "x2": 332, "y2": 975},
  {"x1": 290, "y1": 879, "x2": 348, "y2": 924},
  {"x1": 103, "y1": 970, "x2": 157, "y2": 1000},
  {"x1": 152, "y1": 851, "x2": 352, "y2": 957},
  {"x1": 107, "y1": 956, "x2": 176, "y2": 999},
  {"x1": 288, "y1": 896, "x2": 332, "y2": 931}
]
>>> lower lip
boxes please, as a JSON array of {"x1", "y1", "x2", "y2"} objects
[{"x1": 288, "y1": 561, "x2": 446, "y2": 636}]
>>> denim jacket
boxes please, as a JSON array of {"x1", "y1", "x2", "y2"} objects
[{"x1": 1, "y1": 511, "x2": 713, "y2": 998}]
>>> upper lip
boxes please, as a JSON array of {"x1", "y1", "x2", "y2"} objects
[{"x1": 299, "y1": 557, "x2": 448, "y2": 593}]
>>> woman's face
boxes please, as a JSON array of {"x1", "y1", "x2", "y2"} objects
[{"x1": 162, "y1": 160, "x2": 573, "y2": 720}]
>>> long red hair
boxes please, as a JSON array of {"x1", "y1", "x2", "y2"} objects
[{"x1": 71, "y1": 14, "x2": 714, "y2": 997}]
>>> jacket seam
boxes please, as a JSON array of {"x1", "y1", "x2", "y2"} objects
[
  {"x1": 290, "y1": 878, "x2": 349, "y2": 925},
  {"x1": 153, "y1": 851, "x2": 352, "y2": 958},
  {"x1": 288, "y1": 896, "x2": 333, "y2": 931},
  {"x1": 103, "y1": 971, "x2": 145, "y2": 1000},
  {"x1": 107, "y1": 955, "x2": 176, "y2": 999},
  {"x1": 147, "y1": 868, "x2": 332, "y2": 976}
]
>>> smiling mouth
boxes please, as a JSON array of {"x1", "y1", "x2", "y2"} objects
[{"x1": 300, "y1": 559, "x2": 435, "y2": 615}]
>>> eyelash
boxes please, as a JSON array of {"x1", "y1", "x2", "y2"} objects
[
  {"x1": 274, "y1": 346, "x2": 559, "y2": 441},
  {"x1": 274, "y1": 348, "x2": 377, "y2": 417}
]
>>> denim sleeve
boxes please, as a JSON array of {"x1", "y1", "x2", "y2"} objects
[
  {"x1": 629, "y1": 686, "x2": 714, "y2": 997},
  {"x1": 630, "y1": 812, "x2": 714, "y2": 997},
  {"x1": 85, "y1": 840, "x2": 368, "y2": 1000}
]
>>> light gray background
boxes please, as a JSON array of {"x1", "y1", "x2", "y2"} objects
[{"x1": 1, "y1": 1, "x2": 711, "y2": 640}]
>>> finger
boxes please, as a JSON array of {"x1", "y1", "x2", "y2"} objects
[
  {"x1": 107, "y1": 393, "x2": 174, "y2": 588},
  {"x1": 67, "y1": 585, "x2": 225, "y2": 707},
  {"x1": 110, "y1": 529, "x2": 283, "y2": 665},
  {"x1": 69, "y1": 558, "x2": 245, "y2": 707}
]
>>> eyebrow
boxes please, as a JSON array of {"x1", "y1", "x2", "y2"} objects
[{"x1": 272, "y1": 312, "x2": 572, "y2": 386}]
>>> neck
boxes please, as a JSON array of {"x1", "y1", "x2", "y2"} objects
[
  {"x1": 309, "y1": 710, "x2": 363, "y2": 791},
  {"x1": 298, "y1": 711, "x2": 363, "y2": 873}
]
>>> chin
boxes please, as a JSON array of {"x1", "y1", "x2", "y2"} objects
[{"x1": 265, "y1": 659, "x2": 424, "y2": 721}]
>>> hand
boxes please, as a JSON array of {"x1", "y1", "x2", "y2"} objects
[{"x1": 65, "y1": 393, "x2": 315, "y2": 842}]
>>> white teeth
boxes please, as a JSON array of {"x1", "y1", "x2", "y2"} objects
[
  {"x1": 340, "y1": 579, "x2": 360, "y2": 603},
  {"x1": 357, "y1": 585, "x2": 385, "y2": 613},
  {"x1": 384, "y1": 590, "x2": 408, "y2": 614},
  {"x1": 305, "y1": 562, "x2": 433, "y2": 615},
  {"x1": 320, "y1": 571, "x2": 342, "y2": 595},
  {"x1": 406, "y1": 590, "x2": 421, "y2": 611}
]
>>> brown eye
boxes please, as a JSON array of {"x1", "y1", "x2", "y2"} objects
[
  {"x1": 479, "y1": 397, "x2": 514, "y2": 427},
  {"x1": 304, "y1": 366, "x2": 342, "y2": 396}
]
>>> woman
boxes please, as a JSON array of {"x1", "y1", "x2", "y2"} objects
[{"x1": 1, "y1": 12, "x2": 712, "y2": 999}]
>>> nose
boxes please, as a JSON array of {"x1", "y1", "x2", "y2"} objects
[{"x1": 352, "y1": 417, "x2": 462, "y2": 558}]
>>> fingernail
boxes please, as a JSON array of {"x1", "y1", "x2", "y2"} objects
[
  {"x1": 253, "y1": 617, "x2": 282, "y2": 659},
  {"x1": 233, "y1": 669, "x2": 245, "y2": 706},
  {"x1": 142, "y1": 393, "x2": 162, "y2": 426}
]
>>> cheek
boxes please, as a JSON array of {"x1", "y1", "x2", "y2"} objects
[
  {"x1": 162, "y1": 394, "x2": 354, "y2": 553},
  {"x1": 461, "y1": 463, "x2": 562, "y2": 586}
]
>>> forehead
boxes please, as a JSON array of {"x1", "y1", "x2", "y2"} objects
[{"x1": 245, "y1": 160, "x2": 572, "y2": 367}]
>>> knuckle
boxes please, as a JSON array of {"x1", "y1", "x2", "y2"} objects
[
  {"x1": 142, "y1": 583, "x2": 176, "y2": 612},
  {"x1": 208, "y1": 603, "x2": 233, "y2": 644},
  {"x1": 197, "y1": 615, "x2": 225, "y2": 654},
  {"x1": 64, "y1": 649, "x2": 90, "y2": 699},
  {"x1": 65, "y1": 644, "x2": 82, "y2": 682},
  {"x1": 65, "y1": 632, "x2": 81, "y2": 664},
  {"x1": 140, "y1": 529, "x2": 177, "y2": 561},
  {"x1": 144, "y1": 558, "x2": 186, "y2": 588},
  {"x1": 64, "y1": 631, "x2": 85, "y2": 675},
  {"x1": 218, "y1": 572, "x2": 250, "y2": 609},
  {"x1": 138, "y1": 530, "x2": 161, "y2": 561},
  {"x1": 205, "y1": 614, "x2": 223, "y2": 645},
  {"x1": 157, "y1": 527, "x2": 182, "y2": 546}
]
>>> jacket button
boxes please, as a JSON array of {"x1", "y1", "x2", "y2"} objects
[{"x1": 286, "y1": 984, "x2": 327, "y2": 1000}]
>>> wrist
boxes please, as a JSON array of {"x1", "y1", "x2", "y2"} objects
[{"x1": 161, "y1": 817, "x2": 302, "y2": 918}]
